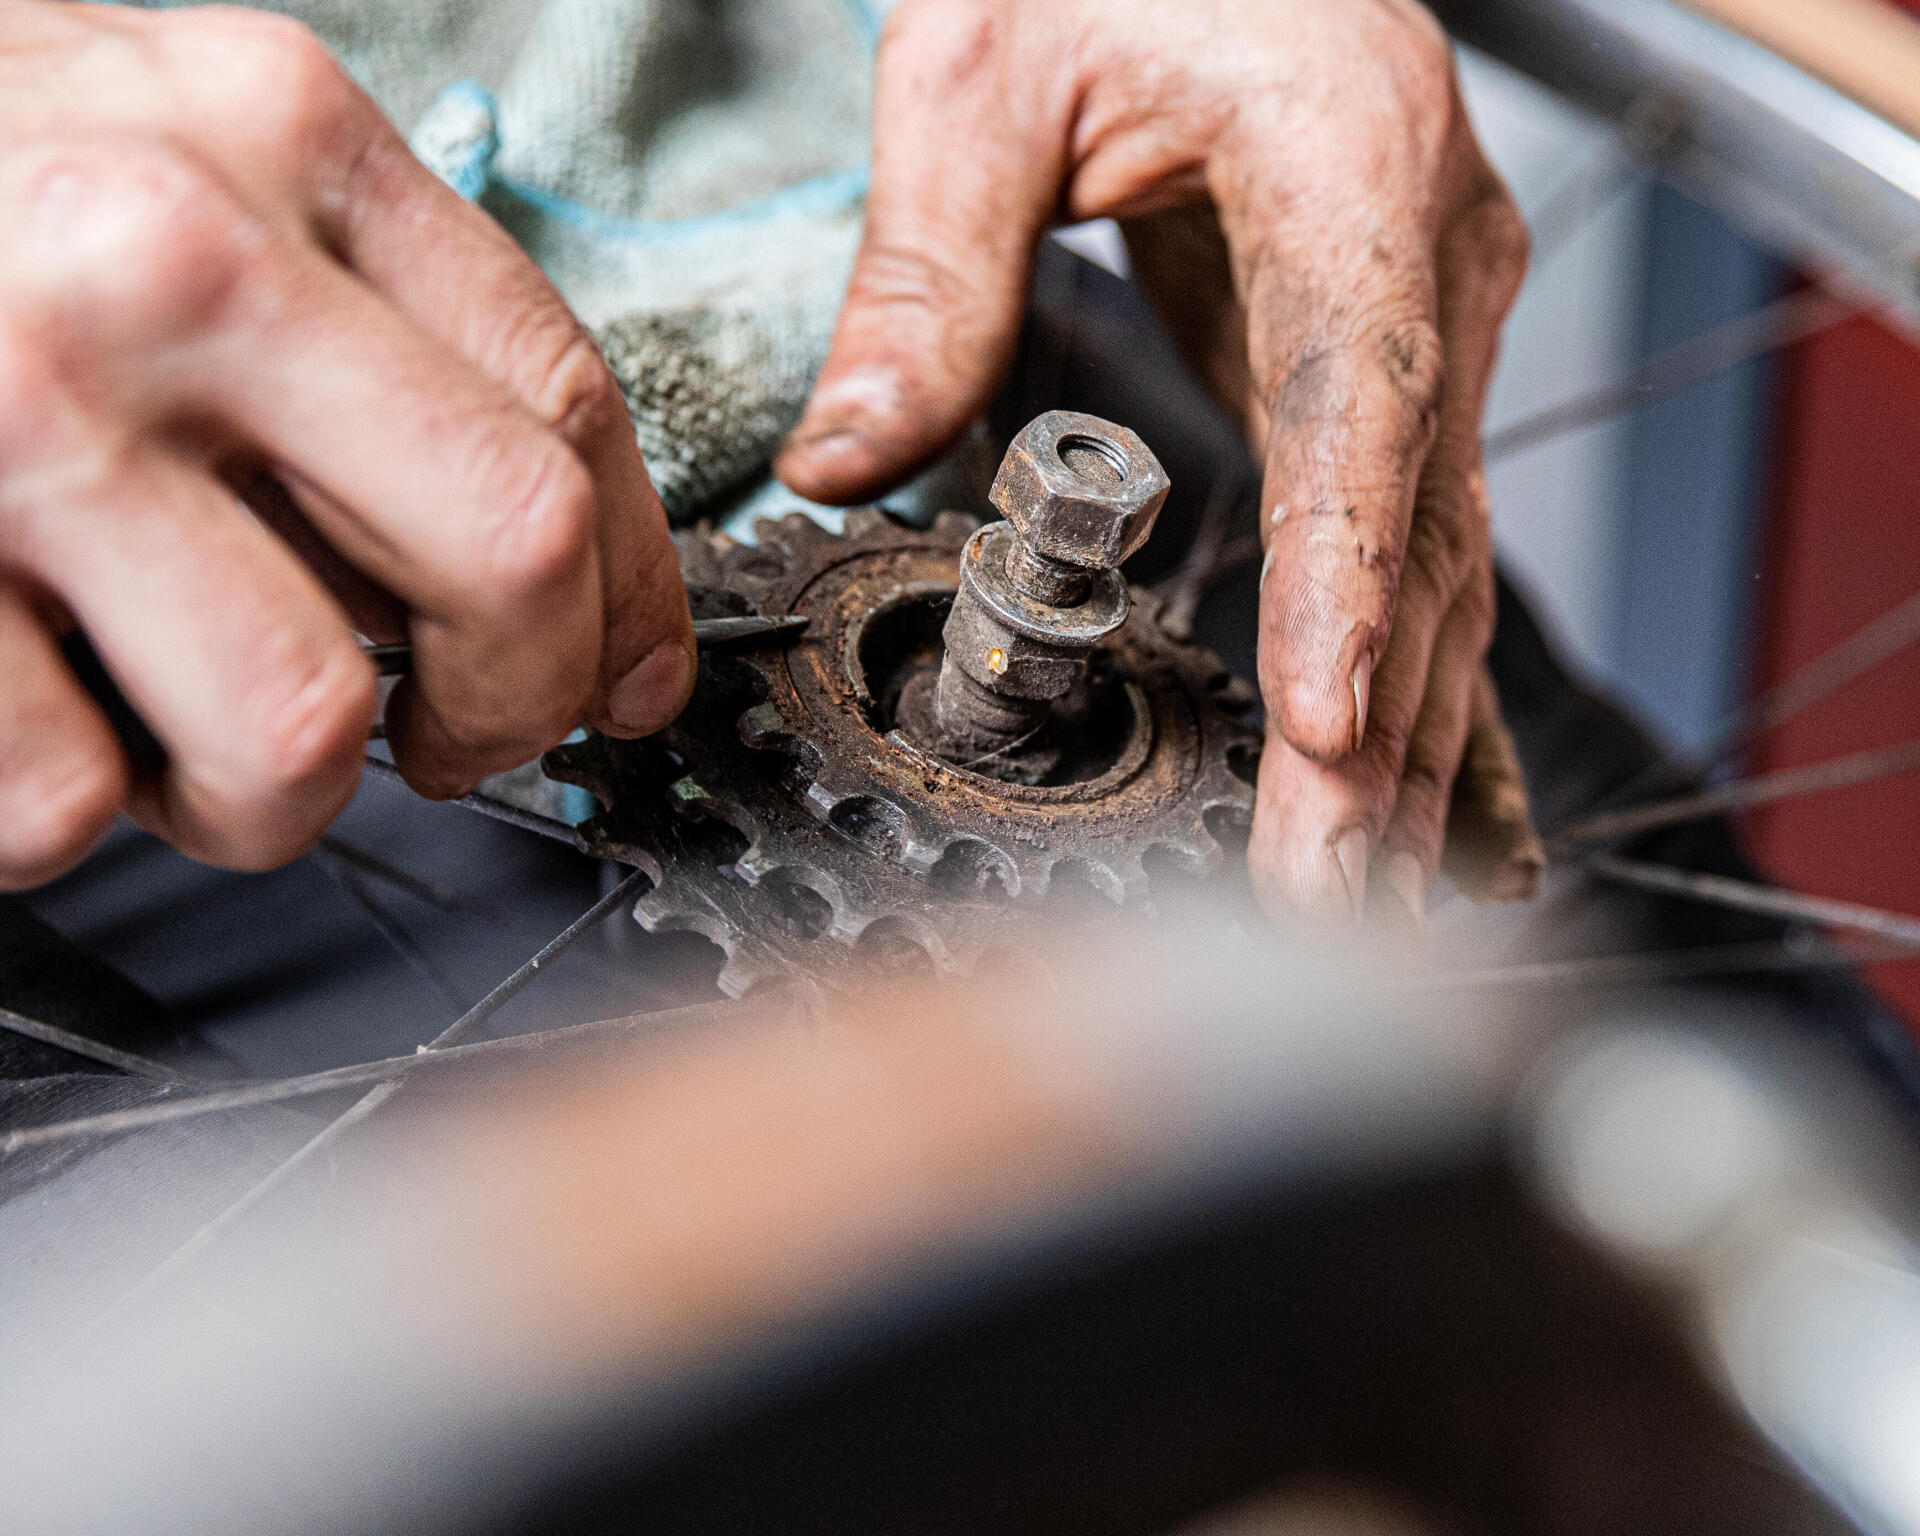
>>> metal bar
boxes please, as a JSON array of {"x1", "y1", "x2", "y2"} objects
[
  {"x1": 316, "y1": 834, "x2": 465, "y2": 911},
  {"x1": 358, "y1": 615, "x2": 809, "y2": 679},
  {"x1": 1524, "y1": 141, "x2": 1645, "y2": 272},
  {"x1": 1584, "y1": 853, "x2": 1920, "y2": 948},
  {"x1": 0, "y1": 1005, "x2": 196, "y2": 1084},
  {"x1": 311, "y1": 851, "x2": 473, "y2": 1016},
  {"x1": 1427, "y1": 935, "x2": 1919, "y2": 992},
  {"x1": 1432, "y1": 0, "x2": 1920, "y2": 325},
  {"x1": 1483, "y1": 286, "x2": 1854, "y2": 461},
  {"x1": 1, "y1": 996, "x2": 752, "y2": 1157},
  {"x1": 77, "y1": 869, "x2": 653, "y2": 1340},
  {"x1": 1546, "y1": 579, "x2": 1920, "y2": 836},
  {"x1": 1151, "y1": 465, "x2": 1247, "y2": 642},
  {"x1": 1551, "y1": 737, "x2": 1920, "y2": 845},
  {"x1": 360, "y1": 755, "x2": 588, "y2": 849}
]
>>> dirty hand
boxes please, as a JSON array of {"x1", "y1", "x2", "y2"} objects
[
  {"x1": 0, "y1": 2, "x2": 694, "y2": 890},
  {"x1": 778, "y1": 0, "x2": 1533, "y2": 928}
]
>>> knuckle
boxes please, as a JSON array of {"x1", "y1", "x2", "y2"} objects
[
  {"x1": 25, "y1": 142, "x2": 258, "y2": 342},
  {"x1": 242, "y1": 641, "x2": 376, "y2": 798},
  {"x1": 1396, "y1": 21, "x2": 1454, "y2": 117},
  {"x1": 881, "y1": 0, "x2": 1000, "y2": 82},
  {"x1": 1396, "y1": 741, "x2": 1454, "y2": 812},
  {"x1": 1404, "y1": 491, "x2": 1483, "y2": 602},
  {"x1": 231, "y1": 15, "x2": 362, "y2": 159},
  {"x1": 522, "y1": 327, "x2": 630, "y2": 449},
  {"x1": 1464, "y1": 180, "x2": 1531, "y2": 306},
  {"x1": 1372, "y1": 312, "x2": 1445, "y2": 434},
  {"x1": 1455, "y1": 566, "x2": 1497, "y2": 649},
  {"x1": 480, "y1": 440, "x2": 598, "y2": 602},
  {"x1": 846, "y1": 235, "x2": 984, "y2": 325}
]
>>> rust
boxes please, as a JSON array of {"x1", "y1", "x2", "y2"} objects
[{"x1": 546, "y1": 445, "x2": 1258, "y2": 999}]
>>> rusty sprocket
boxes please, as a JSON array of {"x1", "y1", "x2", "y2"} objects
[{"x1": 545, "y1": 508, "x2": 1260, "y2": 995}]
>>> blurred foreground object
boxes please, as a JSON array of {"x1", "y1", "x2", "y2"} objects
[{"x1": 1, "y1": 904, "x2": 1916, "y2": 1535}]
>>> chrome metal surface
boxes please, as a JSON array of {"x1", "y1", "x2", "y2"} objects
[{"x1": 1435, "y1": 0, "x2": 1920, "y2": 322}]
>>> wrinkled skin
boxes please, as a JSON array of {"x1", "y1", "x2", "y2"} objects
[
  {"x1": 778, "y1": 0, "x2": 1531, "y2": 929},
  {"x1": 0, "y1": 1, "x2": 694, "y2": 888}
]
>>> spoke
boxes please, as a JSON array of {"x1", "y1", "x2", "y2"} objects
[
  {"x1": 1584, "y1": 853, "x2": 1920, "y2": 949},
  {"x1": 312, "y1": 849, "x2": 473, "y2": 1016},
  {"x1": 71, "y1": 867, "x2": 652, "y2": 1345},
  {"x1": 1151, "y1": 466, "x2": 1252, "y2": 641},
  {"x1": 1548, "y1": 582, "x2": 1920, "y2": 836},
  {"x1": 0, "y1": 1005, "x2": 196, "y2": 1084},
  {"x1": 1524, "y1": 146, "x2": 1641, "y2": 272},
  {"x1": 316, "y1": 834, "x2": 464, "y2": 911},
  {"x1": 1484, "y1": 287, "x2": 1855, "y2": 463},
  {"x1": 1428, "y1": 934, "x2": 1920, "y2": 993},
  {"x1": 1521, "y1": 92, "x2": 1685, "y2": 273},
  {"x1": 1735, "y1": 586, "x2": 1920, "y2": 748},
  {"x1": 1, "y1": 995, "x2": 752, "y2": 1157},
  {"x1": 1551, "y1": 737, "x2": 1920, "y2": 846},
  {"x1": 361, "y1": 754, "x2": 587, "y2": 850}
]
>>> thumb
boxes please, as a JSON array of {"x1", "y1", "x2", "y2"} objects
[{"x1": 775, "y1": 2, "x2": 1065, "y2": 505}]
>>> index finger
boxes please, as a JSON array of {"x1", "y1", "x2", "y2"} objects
[{"x1": 1221, "y1": 100, "x2": 1454, "y2": 764}]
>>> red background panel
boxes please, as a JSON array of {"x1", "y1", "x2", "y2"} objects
[
  {"x1": 1746, "y1": 315, "x2": 1920, "y2": 1022},
  {"x1": 1735, "y1": 0, "x2": 1920, "y2": 1029}
]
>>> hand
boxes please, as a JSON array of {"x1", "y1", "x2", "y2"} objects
[
  {"x1": 777, "y1": 0, "x2": 1533, "y2": 928},
  {"x1": 0, "y1": 2, "x2": 694, "y2": 889}
]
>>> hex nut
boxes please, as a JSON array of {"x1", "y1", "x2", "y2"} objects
[{"x1": 990, "y1": 410, "x2": 1170, "y2": 572}]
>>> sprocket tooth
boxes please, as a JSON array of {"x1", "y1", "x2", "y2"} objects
[
  {"x1": 921, "y1": 833, "x2": 1026, "y2": 902},
  {"x1": 668, "y1": 774, "x2": 764, "y2": 849},
  {"x1": 672, "y1": 530, "x2": 732, "y2": 589},
  {"x1": 738, "y1": 701, "x2": 797, "y2": 751},
  {"x1": 1145, "y1": 829, "x2": 1224, "y2": 886},
  {"x1": 843, "y1": 911, "x2": 950, "y2": 976},
  {"x1": 1038, "y1": 854, "x2": 1129, "y2": 908},
  {"x1": 540, "y1": 738, "x2": 598, "y2": 787},
  {"x1": 715, "y1": 946, "x2": 780, "y2": 1000},
  {"x1": 841, "y1": 506, "x2": 895, "y2": 541}
]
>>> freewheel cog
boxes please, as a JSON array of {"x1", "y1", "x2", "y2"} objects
[{"x1": 544, "y1": 506, "x2": 1261, "y2": 996}]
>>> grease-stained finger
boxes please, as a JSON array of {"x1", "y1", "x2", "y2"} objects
[
  {"x1": 1246, "y1": 121, "x2": 1528, "y2": 921},
  {"x1": 1371, "y1": 579, "x2": 1490, "y2": 933},
  {"x1": 1442, "y1": 667, "x2": 1543, "y2": 903}
]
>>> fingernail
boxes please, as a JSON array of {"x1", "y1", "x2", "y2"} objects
[
  {"x1": 1383, "y1": 850, "x2": 1428, "y2": 936},
  {"x1": 1332, "y1": 827, "x2": 1369, "y2": 924},
  {"x1": 785, "y1": 367, "x2": 901, "y2": 455},
  {"x1": 1351, "y1": 660, "x2": 1371, "y2": 754},
  {"x1": 606, "y1": 641, "x2": 693, "y2": 737}
]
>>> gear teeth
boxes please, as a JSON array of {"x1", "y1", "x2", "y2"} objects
[
  {"x1": 1144, "y1": 829, "x2": 1224, "y2": 886},
  {"x1": 574, "y1": 513, "x2": 1267, "y2": 997},
  {"x1": 668, "y1": 774, "x2": 764, "y2": 847},
  {"x1": 842, "y1": 506, "x2": 893, "y2": 540},
  {"x1": 1040, "y1": 855, "x2": 1130, "y2": 907},
  {"x1": 922, "y1": 835, "x2": 1025, "y2": 901},
  {"x1": 737, "y1": 701, "x2": 791, "y2": 750},
  {"x1": 541, "y1": 738, "x2": 597, "y2": 788},
  {"x1": 844, "y1": 911, "x2": 952, "y2": 975}
]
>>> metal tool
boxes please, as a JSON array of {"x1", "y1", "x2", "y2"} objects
[
  {"x1": 65, "y1": 615, "x2": 812, "y2": 769},
  {"x1": 361, "y1": 614, "x2": 810, "y2": 677}
]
